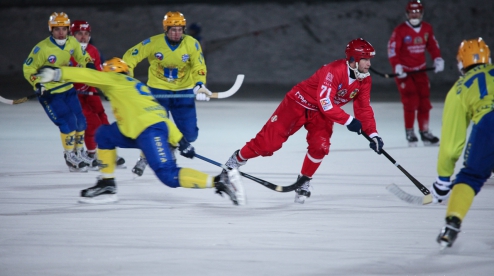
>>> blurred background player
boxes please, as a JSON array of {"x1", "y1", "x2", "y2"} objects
[
  {"x1": 222, "y1": 38, "x2": 385, "y2": 204},
  {"x1": 387, "y1": 0, "x2": 444, "y2": 146},
  {"x1": 70, "y1": 20, "x2": 125, "y2": 170},
  {"x1": 433, "y1": 38, "x2": 494, "y2": 249},
  {"x1": 187, "y1": 22, "x2": 204, "y2": 52},
  {"x1": 35, "y1": 58, "x2": 245, "y2": 206},
  {"x1": 23, "y1": 12, "x2": 95, "y2": 172},
  {"x1": 123, "y1": 11, "x2": 210, "y2": 177}
]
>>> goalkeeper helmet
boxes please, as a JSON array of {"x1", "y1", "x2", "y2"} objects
[
  {"x1": 345, "y1": 38, "x2": 375, "y2": 63},
  {"x1": 103, "y1": 57, "x2": 129, "y2": 74},
  {"x1": 163, "y1": 11, "x2": 186, "y2": 32},
  {"x1": 70, "y1": 20, "x2": 91, "y2": 34},
  {"x1": 48, "y1": 12, "x2": 70, "y2": 32},
  {"x1": 457, "y1": 38, "x2": 491, "y2": 73}
]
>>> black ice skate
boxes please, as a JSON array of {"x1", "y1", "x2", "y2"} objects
[
  {"x1": 64, "y1": 151, "x2": 88, "y2": 172},
  {"x1": 406, "y1": 129, "x2": 418, "y2": 147},
  {"x1": 294, "y1": 175, "x2": 312, "y2": 204},
  {"x1": 214, "y1": 168, "x2": 246, "y2": 206},
  {"x1": 79, "y1": 177, "x2": 118, "y2": 204},
  {"x1": 116, "y1": 156, "x2": 126, "y2": 169},
  {"x1": 420, "y1": 130, "x2": 440, "y2": 146},
  {"x1": 132, "y1": 157, "x2": 148, "y2": 177},
  {"x1": 437, "y1": 216, "x2": 461, "y2": 250}
]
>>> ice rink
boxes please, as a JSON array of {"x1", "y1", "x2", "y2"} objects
[{"x1": 1, "y1": 98, "x2": 493, "y2": 275}]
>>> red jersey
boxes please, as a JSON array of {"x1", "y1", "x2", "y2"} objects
[
  {"x1": 70, "y1": 43, "x2": 102, "y2": 91},
  {"x1": 287, "y1": 59, "x2": 377, "y2": 135},
  {"x1": 387, "y1": 21, "x2": 441, "y2": 71}
]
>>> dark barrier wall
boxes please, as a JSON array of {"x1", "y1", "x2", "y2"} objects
[{"x1": 0, "y1": 0, "x2": 493, "y2": 98}]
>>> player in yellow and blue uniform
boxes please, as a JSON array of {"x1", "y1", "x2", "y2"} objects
[
  {"x1": 122, "y1": 11, "x2": 210, "y2": 177},
  {"x1": 23, "y1": 12, "x2": 96, "y2": 172},
  {"x1": 35, "y1": 58, "x2": 245, "y2": 206},
  {"x1": 433, "y1": 38, "x2": 494, "y2": 249}
]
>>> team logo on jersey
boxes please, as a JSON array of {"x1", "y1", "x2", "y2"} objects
[
  {"x1": 349, "y1": 89, "x2": 359, "y2": 98},
  {"x1": 132, "y1": 49, "x2": 138, "y2": 55},
  {"x1": 47, "y1": 55, "x2": 57, "y2": 64},
  {"x1": 320, "y1": 97, "x2": 333, "y2": 111},
  {"x1": 404, "y1": 36, "x2": 412, "y2": 44},
  {"x1": 182, "y1": 54, "x2": 190, "y2": 62},
  {"x1": 337, "y1": 83, "x2": 342, "y2": 90},
  {"x1": 198, "y1": 69, "x2": 205, "y2": 76},
  {"x1": 414, "y1": 37, "x2": 423, "y2": 44},
  {"x1": 424, "y1": 33, "x2": 429, "y2": 42},
  {"x1": 33, "y1": 46, "x2": 40, "y2": 54},
  {"x1": 155, "y1": 52, "x2": 164, "y2": 60},
  {"x1": 85, "y1": 57, "x2": 92, "y2": 63},
  {"x1": 25, "y1": 57, "x2": 33, "y2": 65},
  {"x1": 30, "y1": 75, "x2": 38, "y2": 82},
  {"x1": 70, "y1": 49, "x2": 74, "y2": 55},
  {"x1": 271, "y1": 115, "x2": 278, "y2": 122},
  {"x1": 195, "y1": 42, "x2": 200, "y2": 51},
  {"x1": 324, "y1": 72, "x2": 334, "y2": 86},
  {"x1": 142, "y1": 38, "x2": 151, "y2": 45},
  {"x1": 337, "y1": 89, "x2": 347, "y2": 97}
]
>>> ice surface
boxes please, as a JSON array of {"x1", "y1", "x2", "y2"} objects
[{"x1": 1, "y1": 99, "x2": 493, "y2": 275}]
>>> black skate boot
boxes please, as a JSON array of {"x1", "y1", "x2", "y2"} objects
[
  {"x1": 294, "y1": 175, "x2": 312, "y2": 204},
  {"x1": 420, "y1": 130, "x2": 440, "y2": 146},
  {"x1": 406, "y1": 129, "x2": 418, "y2": 147},
  {"x1": 225, "y1": 150, "x2": 247, "y2": 169},
  {"x1": 116, "y1": 156, "x2": 126, "y2": 169},
  {"x1": 132, "y1": 157, "x2": 148, "y2": 177},
  {"x1": 437, "y1": 216, "x2": 461, "y2": 250},
  {"x1": 77, "y1": 150, "x2": 99, "y2": 171},
  {"x1": 79, "y1": 177, "x2": 118, "y2": 203},
  {"x1": 64, "y1": 151, "x2": 88, "y2": 172},
  {"x1": 214, "y1": 169, "x2": 246, "y2": 206}
]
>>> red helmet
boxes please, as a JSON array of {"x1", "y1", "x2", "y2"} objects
[
  {"x1": 70, "y1": 20, "x2": 91, "y2": 34},
  {"x1": 406, "y1": 0, "x2": 424, "y2": 14},
  {"x1": 345, "y1": 38, "x2": 375, "y2": 62}
]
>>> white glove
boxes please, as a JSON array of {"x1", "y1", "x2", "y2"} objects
[
  {"x1": 431, "y1": 177, "x2": 451, "y2": 204},
  {"x1": 193, "y1": 83, "x2": 212, "y2": 101},
  {"x1": 394, "y1": 64, "x2": 407, "y2": 79},
  {"x1": 434, "y1": 58, "x2": 444, "y2": 73},
  {"x1": 36, "y1": 67, "x2": 61, "y2": 83}
]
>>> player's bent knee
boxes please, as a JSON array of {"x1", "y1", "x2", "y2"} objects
[{"x1": 155, "y1": 168, "x2": 180, "y2": 188}]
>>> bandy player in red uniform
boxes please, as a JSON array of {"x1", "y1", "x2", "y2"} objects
[
  {"x1": 222, "y1": 38, "x2": 384, "y2": 204},
  {"x1": 70, "y1": 20, "x2": 125, "y2": 169},
  {"x1": 387, "y1": 0, "x2": 444, "y2": 147}
]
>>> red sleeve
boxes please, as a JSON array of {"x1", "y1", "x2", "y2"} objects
[
  {"x1": 387, "y1": 25, "x2": 403, "y2": 69},
  {"x1": 424, "y1": 23, "x2": 442, "y2": 60},
  {"x1": 316, "y1": 63, "x2": 352, "y2": 125},
  {"x1": 353, "y1": 78, "x2": 377, "y2": 135}
]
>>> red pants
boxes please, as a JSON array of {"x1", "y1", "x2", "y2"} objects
[
  {"x1": 394, "y1": 72, "x2": 432, "y2": 130},
  {"x1": 242, "y1": 96, "x2": 332, "y2": 175},
  {"x1": 78, "y1": 94, "x2": 109, "y2": 151}
]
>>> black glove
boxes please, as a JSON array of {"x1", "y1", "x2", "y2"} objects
[
  {"x1": 86, "y1": 63, "x2": 96, "y2": 70},
  {"x1": 178, "y1": 137, "x2": 195, "y2": 159},
  {"x1": 35, "y1": 83, "x2": 46, "y2": 96},
  {"x1": 346, "y1": 118, "x2": 362, "y2": 134},
  {"x1": 369, "y1": 136, "x2": 384, "y2": 154}
]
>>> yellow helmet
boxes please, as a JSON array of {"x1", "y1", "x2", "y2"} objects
[
  {"x1": 48, "y1": 12, "x2": 70, "y2": 32},
  {"x1": 457, "y1": 38, "x2": 491, "y2": 72},
  {"x1": 102, "y1": 57, "x2": 129, "y2": 74},
  {"x1": 163, "y1": 11, "x2": 186, "y2": 31}
]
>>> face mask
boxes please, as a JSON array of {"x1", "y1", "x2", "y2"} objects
[
  {"x1": 54, "y1": 38, "x2": 67, "y2": 46},
  {"x1": 79, "y1": 42, "x2": 88, "y2": 51},
  {"x1": 409, "y1": 18, "x2": 421, "y2": 26}
]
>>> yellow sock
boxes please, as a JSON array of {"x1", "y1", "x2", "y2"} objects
[
  {"x1": 446, "y1": 183, "x2": 475, "y2": 221},
  {"x1": 98, "y1": 149, "x2": 116, "y2": 178},
  {"x1": 74, "y1": 131, "x2": 85, "y2": 151},
  {"x1": 60, "y1": 131, "x2": 76, "y2": 152},
  {"x1": 178, "y1": 168, "x2": 213, "y2": 188}
]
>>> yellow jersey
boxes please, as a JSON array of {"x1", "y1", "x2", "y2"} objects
[
  {"x1": 437, "y1": 64, "x2": 494, "y2": 177},
  {"x1": 58, "y1": 66, "x2": 183, "y2": 144},
  {"x1": 122, "y1": 34, "x2": 206, "y2": 91}
]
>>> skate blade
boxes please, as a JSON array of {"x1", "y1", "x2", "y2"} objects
[
  {"x1": 228, "y1": 169, "x2": 246, "y2": 206},
  {"x1": 439, "y1": 240, "x2": 449, "y2": 251},
  {"x1": 69, "y1": 166, "x2": 88, "y2": 173},
  {"x1": 88, "y1": 166, "x2": 100, "y2": 171},
  {"x1": 116, "y1": 164, "x2": 127, "y2": 169},
  {"x1": 78, "y1": 194, "x2": 118, "y2": 204},
  {"x1": 423, "y1": 142, "x2": 440, "y2": 147},
  {"x1": 408, "y1": 142, "x2": 418, "y2": 147},
  {"x1": 294, "y1": 195, "x2": 307, "y2": 204}
]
